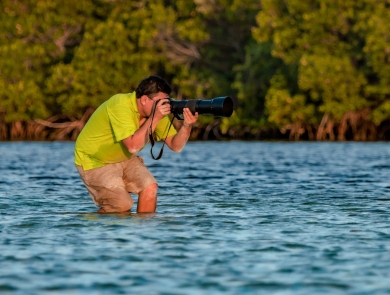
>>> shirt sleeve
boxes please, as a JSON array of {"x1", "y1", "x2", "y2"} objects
[
  {"x1": 106, "y1": 102, "x2": 138, "y2": 143},
  {"x1": 154, "y1": 116, "x2": 177, "y2": 141}
]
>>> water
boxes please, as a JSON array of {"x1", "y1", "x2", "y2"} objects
[{"x1": 0, "y1": 141, "x2": 390, "y2": 295}]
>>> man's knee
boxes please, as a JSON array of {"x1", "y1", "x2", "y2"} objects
[
  {"x1": 140, "y1": 183, "x2": 158, "y2": 196},
  {"x1": 99, "y1": 190, "x2": 134, "y2": 213},
  {"x1": 145, "y1": 182, "x2": 158, "y2": 191},
  {"x1": 116, "y1": 196, "x2": 134, "y2": 212},
  {"x1": 102, "y1": 198, "x2": 133, "y2": 213}
]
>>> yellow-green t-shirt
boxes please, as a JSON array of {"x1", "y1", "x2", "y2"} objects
[{"x1": 74, "y1": 92, "x2": 177, "y2": 170}]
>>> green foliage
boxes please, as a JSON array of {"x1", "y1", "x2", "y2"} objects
[
  {"x1": 232, "y1": 41, "x2": 283, "y2": 127},
  {"x1": 0, "y1": 0, "x2": 389, "y2": 139},
  {"x1": 265, "y1": 73, "x2": 316, "y2": 126},
  {"x1": 253, "y1": 0, "x2": 390, "y2": 131},
  {"x1": 298, "y1": 54, "x2": 367, "y2": 119},
  {"x1": 0, "y1": 0, "x2": 99, "y2": 120}
]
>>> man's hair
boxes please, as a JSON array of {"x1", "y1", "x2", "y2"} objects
[{"x1": 135, "y1": 76, "x2": 172, "y2": 98}]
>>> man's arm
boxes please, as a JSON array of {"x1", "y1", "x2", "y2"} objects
[
  {"x1": 165, "y1": 108, "x2": 199, "y2": 152},
  {"x1": 122, "y1": 99, "x2": 171, "y2": 154}
]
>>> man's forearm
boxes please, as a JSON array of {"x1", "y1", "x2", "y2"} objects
[
  {"x1": 169, "y1": 124, "x2": 192, "y2": 152},
  {"x1": 122, "y1": 117, "x2": 160, "y2": 154}
]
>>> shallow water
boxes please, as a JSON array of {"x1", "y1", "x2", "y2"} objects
[{"x1": 0, "y1": 141, "x2": 390, "y2": 295}]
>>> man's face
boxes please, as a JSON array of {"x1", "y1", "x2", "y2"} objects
[{"x1": 144, "y1": 92, "x2": 169, "y2": 116}]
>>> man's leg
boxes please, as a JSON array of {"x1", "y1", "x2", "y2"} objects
[
  {"x1": 122, "y1": 156, "x2": 158, "y2": 213},
  {"x1": 77, "y1": 165, "x2": 134, "y2": 213},
  {"x1": 137, "y1": 183, "x2": 158, "y2": 213},
  {"x1": 94, "y1": 186, "x2": 134, "y2": 213}
]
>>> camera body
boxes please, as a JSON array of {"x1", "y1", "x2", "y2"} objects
[{"x1": 164, "y1": 96, "x2": 233, "y2": 120}]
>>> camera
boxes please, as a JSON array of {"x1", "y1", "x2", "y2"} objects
[{"x1": 165, "y1": 96, "x2": 233, "y2": 120}]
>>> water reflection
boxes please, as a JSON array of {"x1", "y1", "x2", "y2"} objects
[{"x1": 0, "y1": 141, "x2": 389, "y2": 294}]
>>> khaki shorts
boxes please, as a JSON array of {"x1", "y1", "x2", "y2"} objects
[{"x1": 77, "y1": 156, "x2": 157, "y2": 212}]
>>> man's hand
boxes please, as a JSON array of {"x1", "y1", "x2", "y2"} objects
[
  {"x1": 154, "y1": 98, "x2": 171, "y2": 121},
  {"x1": 182, "y1": 108, "x2": 199, "y2": 128}
]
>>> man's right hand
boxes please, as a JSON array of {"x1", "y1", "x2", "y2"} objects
[{"x1": 153, "y1": 98, "x2": 171, "y2": 121}]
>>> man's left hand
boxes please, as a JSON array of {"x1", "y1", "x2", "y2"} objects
[{"x1": 182, "y1": 108, "x2": 198, "y2": 128}]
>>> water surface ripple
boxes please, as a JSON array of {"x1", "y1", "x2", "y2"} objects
[{"x1": 0, "y1": 141, "x2": 389, "y2": 295}]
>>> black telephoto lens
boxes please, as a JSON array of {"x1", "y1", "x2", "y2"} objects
[{"x1": 169, "y1": 96, "x2": 233, "y2": 119}]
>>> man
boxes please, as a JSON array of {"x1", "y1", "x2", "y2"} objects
[{"x1": 74, "y1": 76, "x2": 198, "y2": 213}]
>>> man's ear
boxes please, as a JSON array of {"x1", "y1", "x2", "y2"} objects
[{"x1": 140, "y1": 95, "x2": 148, "y2": 105}]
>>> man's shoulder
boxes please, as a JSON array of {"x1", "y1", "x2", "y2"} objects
[{"x1": 108, "y1": 92, "x2": 135, "y2": 104}]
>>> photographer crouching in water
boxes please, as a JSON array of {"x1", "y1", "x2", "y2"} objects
[{"x1": 74, "y1": 76, "x2": 198, "y2": 213}]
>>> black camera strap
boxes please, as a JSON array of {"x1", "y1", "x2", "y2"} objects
[{"x1": 148, "y1": 101, "x2": 175, "y2": 160}]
